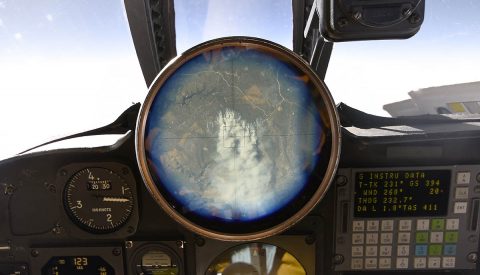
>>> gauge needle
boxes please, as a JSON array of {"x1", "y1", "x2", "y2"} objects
[{"x1": 102, "y1": 197, "x2": 130, "y2": 202}]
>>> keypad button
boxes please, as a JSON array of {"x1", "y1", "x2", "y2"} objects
[
  {"x1": 352, "y1": 246, "x2": 363, "y2": 257},
  {"x1": 417, "y1": 219, "x2": 430, "y2": 231},
  {"x1": 399, "y1": 220, "x2": 412, "y2": 231},
  {"x1": 352, "y1": 220, "x2": 365, "y2": 232},
  {"x1": 444, "y1": 245, "x2": 457, "y2": 256},
  {"x1": 396, "y1": 257, "x2": 409, "y2": 269},
  {"x1": 455, "y1": 187, "x2": 469, "y2": 199},
  {"x1": 431, "y1": 219, "x2": 445, "y2": 230},
  {"x1": 380, "y1": 245, "x2": 392, "y2": 257},
  {"x1": 352, "y1": 233, "x2": 364, "y2": 244},
  {"x1": 429, "y1": 245, "x2": 443, "y2": 256},
  {"x1": 428, "y1": 257, "x2": 441, "y2": 268},
  {"x1": 445, "y1": 232, "x2": 459, "y2": 243},
  {"x1": 415, "y1": 245, "x2": 428, "y2": 256},
  {"x1": 430, "y1": 232, "x2": 444, "y2": 243},
  {"x1": 416, "y1": 232, "x2": 429, "y2": 243},
  {"x1": 365, "y1": 258, "x2": 377, "y2": 269},
  {"x1": 351, "y1": 258, "x2": 363, "y2": 270},
  {"x1": 442, "y1": 257, "x2": 456, "y2": 268},
  {"x1": 397, "y1": 245, "x2": 410, "y2": 256},
  {"x1": 379, "y1": 258, "x2": 391, "y2": 269},
  {"x1": 456, "y1": 172, "x2": 470, "y2": 184},
  {"x1": 398, "y1": 232, "x2": 411, "y2": 244},
  {"x1": 367, "y1": 220, "x2": 379, "y2": 231},
  {"x1": 414, "y1": 257, "x2": 427, "y2": 268},
  {"x1": 380, "y1": 233, "x2": 393, "y2": 244},
  {"x1": 454, "y1": 202, "x2": 468, "y2": 214},
  {"x1": 366, "y1": 246, "x2": 378, "y2": 257},
  {"x1": 446, "y1": 219, "x2": 459, "y2": 230},
  {"x1": 366, "y1": 233, "x2": 378, "y2": 244},
  {"x1": 381, "y1": 220, "x2": 394, "y2": 231}
]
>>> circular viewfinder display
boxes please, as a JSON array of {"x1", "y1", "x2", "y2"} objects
[{"x1": 136, "y1": 37, "x2": 340, "y2": 240}]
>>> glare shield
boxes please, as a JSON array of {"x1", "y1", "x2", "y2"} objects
[{"x1": 136, "y1": 37, "x2": 340, "y2": 240}]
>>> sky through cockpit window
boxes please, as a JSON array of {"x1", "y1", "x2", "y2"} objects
[{"x1": 0, "y1": 0, "x2": 479, "y2": 160}]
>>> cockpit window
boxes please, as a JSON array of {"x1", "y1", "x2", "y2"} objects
[{"x1": 174, "y1": 0, "x2": 293, "y2": 53}]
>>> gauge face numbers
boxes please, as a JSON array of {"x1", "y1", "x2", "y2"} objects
[{"x1": 64, "y1": 167, "x2": 134, "y2": 233}]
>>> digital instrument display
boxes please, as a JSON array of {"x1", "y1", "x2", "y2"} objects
[
  {"x1": 41, "y1": 256, "x2": 114, "y2": 275},
  {"x1": 64, "y1": 167, "x2": 135, "y2": 233},
  {"x1": 354, "y1": 170, "x2": 451, "y2": 217}
]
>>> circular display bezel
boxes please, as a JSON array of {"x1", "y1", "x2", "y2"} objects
[{"x1": 136, "y1": 36, "x2": 340, "y2": 241}]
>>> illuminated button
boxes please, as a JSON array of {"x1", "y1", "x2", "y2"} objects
[
  {"x1": 399, "y1": 220, "x2": 412, "y2": 231},
  {"x1": 352, "y1": 220, "x2": 365, "y2": 232},
  {"x1": 365, "y1": 246, "x2": 378, "y2": 257},
  {"x1": 417, "y1": 219, "x2": 430, "y2": 231},
  {"x1": 397, "y1": 245, "x2": 410, "y2": 257},
  {"x1": 455, "y1": 187, "x2": 469, "y2": 200},
  {"x1": 428, "y1": 245, "x2": 442, "y2": 256},
  {"x1": 454, "y1": 202, "x2": 468, "y2": 214},
  {"x1": 396, "y1": 257, "x2": 409, "y2": 269},
  {"x1": 456, "y1": 172, "x2": 470, "y2": 185},
  {"x1": 380, "y1": 245, "x2": 392, "y2": 257},
  {"x1": 352, "y1": 246, "x2": 363, "y2": 257},
  {"x1": 366, "y1": 233, "x2": 378, "y2": 244},
  {"x1": 444, "y1": 232, "x2": 459, "y2": 243},
  {"x1": 366, "y1": 220, "x2": 379, "y2": 231},
  {"x1": 444, "y1": 244, "x2": 457, "y2": 256},
  {"x1": 398, "y1": 232, "x2": 411, "y2": 244},
  {"x1": 351, "y1": 258, "x2": 363, "y2": 270},
  {"x1": 428, "y1": 257, "x2": 441, "y2": 268},
  {"x1": 431, "y1": 219, "x2": 445, "y2": 230},
  {"x1": 381, "y1": 220, "x2": 394, "y2": 231},
  {"x1": 446, "y1": 219, "x2": 460, "y2": 230},
  {"x1": 414, "y1": 257, "x2": 427, "y2": 268},
  {"x1": 430, "y1": 232, "x2": 444, "y2": 243},
  {"x1": 416, "y1": 232, "x2": 429, "y2": 243},
  {"x1": 380, "y1": 233, "x2": 393, "y2": 244},
  {"x1": 352, "y1": 233, "x2": 364, "y2": 244},
  {"x1": 415, "y1": 245, "x2": 428, "y2": 256},
  {"x1": 378, "y1": 258, "x2": 391, "y2": 269},
  {"x1": 365, "y1": 258, "x2": 377, "y2": 269},
  {"x1": 442, "y1": 257, "x2": 456, "y2": 268}
]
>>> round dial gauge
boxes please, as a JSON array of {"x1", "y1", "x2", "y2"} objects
[{"x1": 64, "y1": 167, "x2": 135, "y2": 233}]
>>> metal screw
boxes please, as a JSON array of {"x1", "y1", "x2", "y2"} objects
[
  {"x1": 409, "y1": 13, "x2": 422, "y2": 24},
  {"x1": 125, "y1": 241, "x2": 133, "y2": 249},
  {"x1": 112, "y1": 248, "x2": 122, "y2": 256},
  {"x1": 335, "y1": 175, "x2": 347, "y2": 186},
  {"x1": 52, "y1": 225, "x2": 62, "y2": 235},
  {"x1": 31, "y1": 249, "x2": 39, "y2": 257},
  {"x1": 333, "y1": 254, "x2": 344, "y2": 265},
  {"x1": 127, "y1": 226, "x2": 135, "y2": 234},
  {"x1": 176, "y1": 240, "x2": 185, "y2": 249},
  {"x1": 3, "y1": 184, "x2": 14, "y2": 195},
  {"x1": 305, "y1": 234, "x2": 316, "y2": 245},
  {"x1": 20, "y1": 265, "x2": 27, "y2": 270},
  {"x1": 60, "y1": 169, "x2": 67, "y2": 176},
  {"x1": 352, "y1": 11, "x2": 362, "y2": 20},
  {"x1": 402, "y1": 8, "x2": 412, "y2": 17},
  {"x1": 195, "y1": 236, "x2": 205, "y2": 247},
  {"x1": 467, "y1": 252, "x2": 478, "y2": 263},
  {"x1": 337, "y1": 18, "x2": 349, "y2": 28}
]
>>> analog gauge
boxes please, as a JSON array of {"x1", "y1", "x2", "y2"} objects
[
  {"x1": 131, "y1": 244, "x2": 182, "y2": 275},
  {"x1": 64, "y1": 167, "x2": 135, "y2": 233}
]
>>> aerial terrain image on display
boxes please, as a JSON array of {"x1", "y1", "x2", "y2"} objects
[{"x1": 145, "y1": 45, "x2": 325, "y2": 222}]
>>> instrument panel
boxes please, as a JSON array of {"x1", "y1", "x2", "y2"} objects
[
  {"x1": 335, "y1": 166, "x2": 480, "y2": 271},
  {"x1": 0, "y1": 36, "x2": 479, "y2": 275}
]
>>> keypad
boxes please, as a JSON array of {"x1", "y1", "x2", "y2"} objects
[{"x1": 350, "y1": 218, "x2": 460, "y2": 269}]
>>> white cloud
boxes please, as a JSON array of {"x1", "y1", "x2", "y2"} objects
[
  {"x1": 46, "y1": 14, "x2": 53, "y2": 22},
  {"x1": 14, "y1": 33, "x2": 22, "y2": 40}
]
